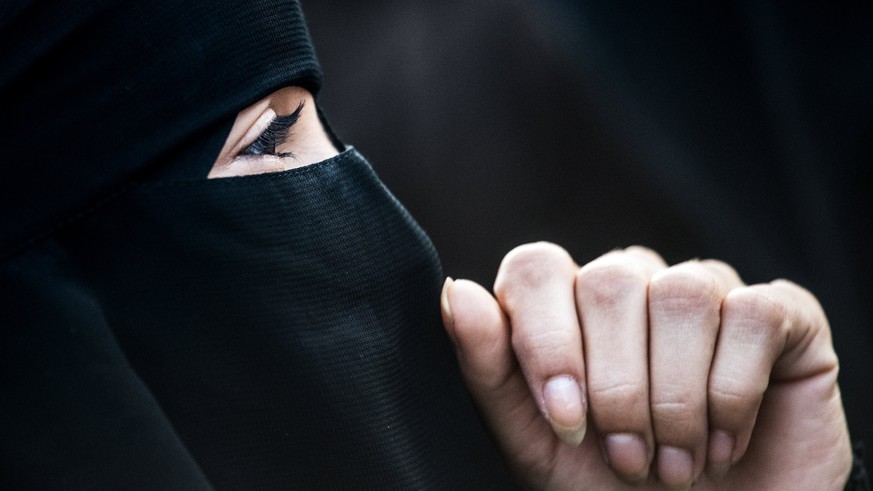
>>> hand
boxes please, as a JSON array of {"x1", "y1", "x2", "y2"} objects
[{"x1": 440, "y1": 243, "x2": 852, "y2": 490}]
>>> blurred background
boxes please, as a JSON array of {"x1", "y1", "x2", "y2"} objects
[{"x1": 306, "y1": 0, "x2": 872, "y2": 467}]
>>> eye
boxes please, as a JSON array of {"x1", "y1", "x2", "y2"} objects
[{"x1": 240, "y1": 101, "x2": 305, "y2": 157}]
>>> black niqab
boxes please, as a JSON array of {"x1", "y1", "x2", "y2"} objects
[
  {"x1": 1, "y1": 0, "x2": 321, "y2": 256},
  {"x1": 0, "y1": 1, "x2": 513, "y2": 488}
]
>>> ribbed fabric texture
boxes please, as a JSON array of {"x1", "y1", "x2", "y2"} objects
[
  {"x1": 0, "y1": 0, "x2": 322, "y2": 257},
  {"x1": 1, "y1": 149, "x2": 513, "y2": 489},
  {"x1": 1, "y1": 2, "x2": 515, "y2": 487}
]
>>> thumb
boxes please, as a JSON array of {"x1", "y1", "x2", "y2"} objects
[
  {"x1": 440, "y1": 277, "x2": 516, "y2": 393},
  {"x1": 440, "y1": 278, "x2": 559, "y2": 466}
]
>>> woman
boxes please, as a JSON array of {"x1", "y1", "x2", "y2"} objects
[{"x1": 0, "y1": 0, "x2": 862, "y2": 489}]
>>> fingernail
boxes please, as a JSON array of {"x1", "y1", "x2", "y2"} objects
[
  {"x1": 543, "y1": 375, "x2": 586, "y2": 446},
  {"x1": 657, "y1": 446, "x2": 693, "y2": 488},
  {"x1": 440, "y1": 277, "x2": 456, "y2": 339},
  {"x1": 605, "y1": 433, "x2": 649, "y2": 481},
  {"x1": 706, "y1": 430, "x2": 735, "y2": 479}
]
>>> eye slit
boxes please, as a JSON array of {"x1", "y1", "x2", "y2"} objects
[{"x1": 241, "y1": 101, "x2": 305, "y2": 156}]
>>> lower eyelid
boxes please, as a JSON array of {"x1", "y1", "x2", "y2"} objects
[{"x1": 230, "y1": 153, "x2": 297, "y2": 163}]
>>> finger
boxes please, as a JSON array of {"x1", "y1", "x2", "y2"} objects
[
  {"x1": 575, "y1": 247, "x2": 667, "y2": 482},
  {"x1": 706, "y1": 279, "x2": 838, "y2": 479},
  {"x1": 698, "y1": 259, "x2": 744, "y2": 287},
  {"x1": 648, "y1": 261, "x2": 733, "y2": 489},
  {"x1": 493, "y1": 242, "x2": 587, "y2": 446},
  {"x1": 441, "y1": 278, "x2": 516, "y2": 392},
  {"x1": 440, "y1": 277, "x2": 558, "y2": 485}
]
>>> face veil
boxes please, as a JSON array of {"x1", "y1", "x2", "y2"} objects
[
  {"x1": 0, "y1": 1, "x2": 513, "y2": 488},
  {"x1": 0, "y1": 0, "x2": 322, "y2": 256}
]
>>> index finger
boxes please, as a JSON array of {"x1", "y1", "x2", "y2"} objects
[{"x1": 493, "y1": 242, "x2": 586, "y2": 445}]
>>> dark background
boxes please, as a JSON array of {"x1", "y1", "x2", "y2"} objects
[{"x1": 306, "y1": 0, "x2": 872, "y2": 468}]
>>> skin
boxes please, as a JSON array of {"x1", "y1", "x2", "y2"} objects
[
  {"x1": 215, "y1": 87, "x2": 853, "y2": 489},
  {"x1": 208, "y1": 86, "x2": 338, "y2": 178},
  {"x1": 441, "y1": 243, "x2": 853, "y2": 490}
]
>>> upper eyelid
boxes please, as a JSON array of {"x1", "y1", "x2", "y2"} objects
[{"x1": 239, "y1": 101, "x2": 305, "y2": 157}]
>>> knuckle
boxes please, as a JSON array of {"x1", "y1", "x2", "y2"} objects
[
  {"x1": 624, "y1": 245, "x2": 668, "y2": 268},
  {"x1": 649, "y1": 264, "x2": 724, "y2": 314},
  {"x1": 698, "y1": 258, "x2": 730, "y2": 269},
  {"x1": 770, "y1": 279, "x2": 829, "y2": 326},
  {"x1": 588, "y1": 380, "x2": 649, "y2": 430},
  {"x1": 510, "y1": 327, "x2": 577, "y2": 361},
  {"x1": 650, "y1": 397, "x2": 706, "y2": 440},
  {"x1": 495, "y1": 242, "x2": 574, "y2": 297},
  {"x1": 723, "y1": 286, "x2": 787, "y2": 338},
  {"x1": 708, "y1": 374, "x2": 765, "y2": 408},
  {"x1": 770, "y1": 278, "x2": 804, "y2": 293},
  {"x1": 708, "y1": 376, "x2": 764, "y2": 427},
  {"x1": 651, "y1": 401, "x2": 703, "y2": 435},
  {"x1": 576, "y1": 260, "x2": 649, "y2": 308},
  {"x1": 651, "y1": 398, "x2": 702, "y2": 422},
  {"x1": 624, "y1": 244, "x2": 659, "y2": 257},
  {"x1": 589, "y1": 379, "x2": 647, "y2": 407},
  {"x1": 700, "y1": 259, "x2": 741, "y2": 281}
]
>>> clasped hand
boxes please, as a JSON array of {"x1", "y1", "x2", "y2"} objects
[{"x1": 441, "y1": 243, "x2": 851, "y2": 490}]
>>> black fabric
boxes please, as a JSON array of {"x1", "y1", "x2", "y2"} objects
[
  {"x1": 0, "y1": 0, "x2": 321, "y2": 258},
  {"x1": 1, "y1": 149, "x2": 513, "y2": 489},
  {"x1": 1, "y1": 1, "x2": 514, "y2": 488},
  {"x1": 307, "y1": 0, "x2": 873, "y2": 471}
]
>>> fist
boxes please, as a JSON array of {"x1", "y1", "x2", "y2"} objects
[{"x1": 441, "y1": 243, "x2": 851, "y2": 490}]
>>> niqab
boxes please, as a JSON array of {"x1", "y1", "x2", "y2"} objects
[{"x1": 0, "y1": 1, "x2": 512, "y2": 488}]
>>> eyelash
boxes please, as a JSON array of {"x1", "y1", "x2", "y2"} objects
[{"x1": 240, "y1": 101, "x2": 305, "y2": 157}]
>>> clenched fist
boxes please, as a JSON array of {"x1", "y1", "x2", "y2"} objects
[{"x1": 441, "y1": 243, "x2": 852, "y2": 490}]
